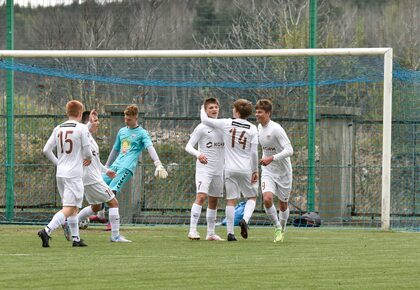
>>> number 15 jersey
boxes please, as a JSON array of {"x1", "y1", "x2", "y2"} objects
[{"x1": 44, "y1": 120, "x2": 91, "y2": 178}]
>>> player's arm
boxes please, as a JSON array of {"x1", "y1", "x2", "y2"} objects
[
  {"x1": 250, "y1": 141, "x2": 259, "y2": 184},
  {"x1": 105, "y1": 131, "x2": 121, "y2": 167},
  {"x1": 141, "y1": 130, "x2": 168, "y2": 179},
  {"x1": 42, "y1": 130, "x2": 58, "y2": 165},
  {"x1": 200, "y1": 105, "x2": 226, "y2": 129},
  {"x1": 185, "y1": 128, "x2": 207, "y2": 164},
  {"x1": 99, "y1": 161, "x2": 116, "y2": 179},
  {"x1": 273, "y1": 128, "x2": 293, "y2": 160},
  {"x1": 81, "y1": 126, "x2": 93, "y2": 166},
  {"x1": 147, "y1": 145, "x2": 168, "y2": 179}
]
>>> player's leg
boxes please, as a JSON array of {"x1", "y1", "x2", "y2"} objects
[
  {"x1": 262, "y1": 176, "x2": 281, "y2": 230},
  {"x1": 205, "y1": 175, "x2": 224, "y2": 241},
  {"x1": 224, "y1": 171, "x2": 240, "y2": 241},
  {"x1": 238, "y1": 171, "x2": 259, "y2": 239},
  {"x1": 278, "y1": 199, "x2": 289, "y2": 232},
  {"x1": 275, "y1": 182, "x2": 291, "y2": 242}
]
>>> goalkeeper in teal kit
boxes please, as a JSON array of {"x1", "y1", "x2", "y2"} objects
[
  {"x1": 103, "y1": 104, "x2": 168, "y2": 191},
  {"x1": 91, "y1": 105, "x2": 168, "y2": 228}
]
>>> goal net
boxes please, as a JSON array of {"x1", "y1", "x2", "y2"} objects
[{"x1": 0, "y1": 48, "x2": 416, "y2": 230}]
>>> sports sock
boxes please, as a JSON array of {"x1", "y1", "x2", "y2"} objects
[
  {"x1": 279, "y1": 208, "x2": 290, "y2": 231},
  {"x1": 67, "y1": 215, "x2": 80, "y2": 242},
  {"x1": 206, "y1": 208, "x2": 217, "y2": 236},
  {"x1": 243, "y1": 199, "x2": 256, "y2": 224},
  {"x1": 264, "y1": 205, "x2": 281, "y2": 228},
  {"x1": 189, "y1": 203, "x2": 202, "y2": 232},
  {"x1": 109, "y1": 207, "x2": 120, "y2": 238},
  {"x1": 97, "y1": 208, "x2": 106, "y2": 219},
  {"x1": 78, "y1": 206, "x2": 95, "y2": 222},
  {"x1": 225, "y1": 205, "x2": 235, "y2": 235},
  {"x1": 45, "y1": 211, "x2": 66, "y2": 236}
]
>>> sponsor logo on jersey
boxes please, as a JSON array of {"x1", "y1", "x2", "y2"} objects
[
  {"x1": 214, "y1": 142, "x2": 224, "y2": 148},
  {"x1": 232, "y1": 121, "x2": 251, "y2": 129},
  {"x1": 266, "y1": 134, "x2": 271, "y2": 139},
  {"x1": 207, "y1": 130, "x2": 212, "y2": 133},
  {"x1": 263, "y1": 146, "x2": 276, "y2": 152},
  {"x1": 60, "y1": 123, "x2": 77, "y2": 127},
  {"x1": 206, "y1": 142, "x2": 213, "y2": 148}
]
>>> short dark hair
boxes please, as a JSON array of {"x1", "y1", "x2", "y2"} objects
[
  {"x1": 255, "y1": 99, "x2": 273, "y2": 115},
  {"x1": 203, "y1": 97, "x2": 219, "y2": 109},
  {"x1": 81, "y1": 111, "x2": 90, "y2": 124},
  {"x1": 233, "y1": 99, "x2": 253, "y2": 119}
]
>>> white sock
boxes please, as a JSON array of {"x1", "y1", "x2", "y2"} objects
[
  {"x1": 109, "y1": 207, "x2": 120, "y2": 238},
  {"x1": 97, "y1": 208, "x2": 106, "y2": 219},
  {"x1": 206, "y1": 208, "x2": 217, "y2": 236},
  {"x1": 78, "y1": 206, "x2": 95, "y2": 222},
  {"x1": 243, "y1": 199, "x2": 256, "y2": 224},
  {"x1": 279, "y1": 208, "x2": 290, "y2": 231},
  {"x1": 190, "y1": 203, "x2": 202, "y2": 232},
  {"x1": 67, "y1": 215, "x2": 80, "y2": 242},
  {"x1": 225, "y1": 205, "x2": 235, "y2": 235},
  {"x1": 45, "y1": 211, "x2": 66, "y2": 235},
  {"x1": 265, "y1": 205, "x2": 281, "y2": 228}
]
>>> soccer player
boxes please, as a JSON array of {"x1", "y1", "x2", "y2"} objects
[
  {"x1": 200, "y1": 99, "x2": 259, "y2": 241},
  {"x1": 38, "y1": 100, "x2": 93, "y2": 247},
  {"x1": 90, "y1": 105, "x2": 167, "y2": 228},
  {"x1": 75, "y1": 110, "x2": 131, "y2": 242},
  {"x1": 185, "y1": 98, "x2": 225, "y2": 241},
  {"x1": 255, "y1": 99, "x2": 293, "y2": 243}
]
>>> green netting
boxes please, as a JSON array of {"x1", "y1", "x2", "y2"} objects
[{"x1": 0, "y1": 54, "x2": 418, "y2": 230}]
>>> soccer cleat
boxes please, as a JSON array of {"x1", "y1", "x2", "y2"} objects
[
  {"x1": 227, "y1": 233, "x2": 237, "y2": 241},
  {"x1": 62, "y1": 221, "x2": 71, "y2": 241},
  {"x1": 110, "y1": 235, "x2": 132, "y2": 243},
  {"x1": 206, "y1": 234, "x2": 225, "y2": 241},
  {"x1": 72, "y1": 239, "x2": 88, "y2": 247},
  {"x1": 89, "y1": 215, "x2": 107, "y2": 224},
  {"x1": 104, "y1": 222, "x2": 112, "y2": 231},
  {"x1": 188, "y1": 230, "x2": 201, "y2": 240},
  {"x1": 274, "y1": 228, "x2": 284, "y2": 243},
  {"x1": 239, "y1": 219, "x2": 249, "y2": 239},
  {"x1": 38, "y1": 229, "x2": 51, "y2": 248}
]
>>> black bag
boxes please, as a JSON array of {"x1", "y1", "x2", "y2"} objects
[{"x1": 293, "y1": 212, "x2": 321, "y2": 227}]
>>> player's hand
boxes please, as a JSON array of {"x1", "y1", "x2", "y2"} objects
[
  {"x1": 251, "y1": 171, "x2": 259, "y2": 184},
  {"x1": 197, "y1": 153, "x2": 208, "y2": 164},
  {"x1": 154, "y1": 161, "x2": 168, "y2": 179},
  {"x1": 89, "y1": 109, "x2": 98, "y2": 123},
  {"x1": 259, "y1": 156, "x2": 274, "y2": 166},
  {"x1": 83, "y1": 159, "x2": 92, "y2": 166},
  {"x1": 106, "y1": 169, "x2": 116, "y2": 179}
]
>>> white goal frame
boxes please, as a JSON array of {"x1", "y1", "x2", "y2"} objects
[{"x1": 0, "y1": 48, "x2": 393, "y2": 230}]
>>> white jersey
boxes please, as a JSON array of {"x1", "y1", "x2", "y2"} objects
[
  {"x1": 202, "y1": 115, "x2": 258, "y2": 172},
  {"x1": 44, "y1": 120, "x2": 91, "y2": 178},
  {"x1": 83, "y1": 134, "x2": 107, "y2": 185},
  {"x1": 185, "y1": 123, "x2": 224, "y2": 174},
  {"x1": 258, "y1": 120, "x2": 293, "y2": 180}
]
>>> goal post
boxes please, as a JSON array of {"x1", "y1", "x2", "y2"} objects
[{"x1": 0, "y1": 48, "x2": 393, "y2": 229}]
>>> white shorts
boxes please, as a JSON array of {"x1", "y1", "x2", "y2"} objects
[
  {"x1": 195, "y1": 172, "x2": 223, "y2": 198},
  {"x1": 84, "y1": 180, "x2": 115, "y2": 205},
  {"x1": 261, "y1": 174, "x2": 292, "y2": 202},
  {"x1": 225, "y1": 170, "x2": 258, "y2": 200},
  {"x1": 56, "y1": 176, "x2": 84, "y2": 208}
]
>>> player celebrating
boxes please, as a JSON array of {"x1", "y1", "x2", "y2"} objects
[
  {"x1": 255, "y1": 99, "x2": 293, "y2": 243},
  {"x1": 185, "y1": 98, "x2": 225, "y2": 241},
  {"x1": 39, "y1": 100, "x2": 93, "y2": 247},
  {"x1": 75, "y1": 110, "x2": 131, "y2": 242},
  {"x1": 201, "y1": 99, "x2": 259, "y2": 241}
]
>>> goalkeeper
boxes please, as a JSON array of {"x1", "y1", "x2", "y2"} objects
[{"x1": 90, "y1": 105, "x2": 168, "y2": 228}]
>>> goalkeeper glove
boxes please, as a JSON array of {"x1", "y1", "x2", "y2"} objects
[{"x1": 154, "y1": 160, "x2": 168, "y2": 179}]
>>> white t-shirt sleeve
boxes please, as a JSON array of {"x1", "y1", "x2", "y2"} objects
[
  {"x1": 43, "y1": 127, "x2": 58, "y2": 165},
  {"x1": 200, "y1": 106, "x2": 227, "y2": 130},
  {"x1": 273, "y1": 127, "x2": 293, "y2": 161},
  {"x1": 80, "y1": 125, "x2": 93, "y2": 160},
  {"x1": 185, "y1": 126, "x2": 202, "y2": 158}
]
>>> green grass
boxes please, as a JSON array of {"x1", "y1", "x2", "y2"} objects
[{"x1": 1, "y1": 225, "x2": 419, "y2": 289}]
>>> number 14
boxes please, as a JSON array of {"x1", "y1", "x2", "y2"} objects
[{"x1": 229, "y1": 128, "x2": 247, "y2": 149}]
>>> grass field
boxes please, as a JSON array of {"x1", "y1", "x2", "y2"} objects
[{"x1": 1, "y1": 225, "x2": 419, "y2": 289}]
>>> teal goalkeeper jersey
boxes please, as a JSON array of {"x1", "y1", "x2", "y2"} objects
[{"x1": 111, "y1": 126, "x2": 153, "y2": 173}]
